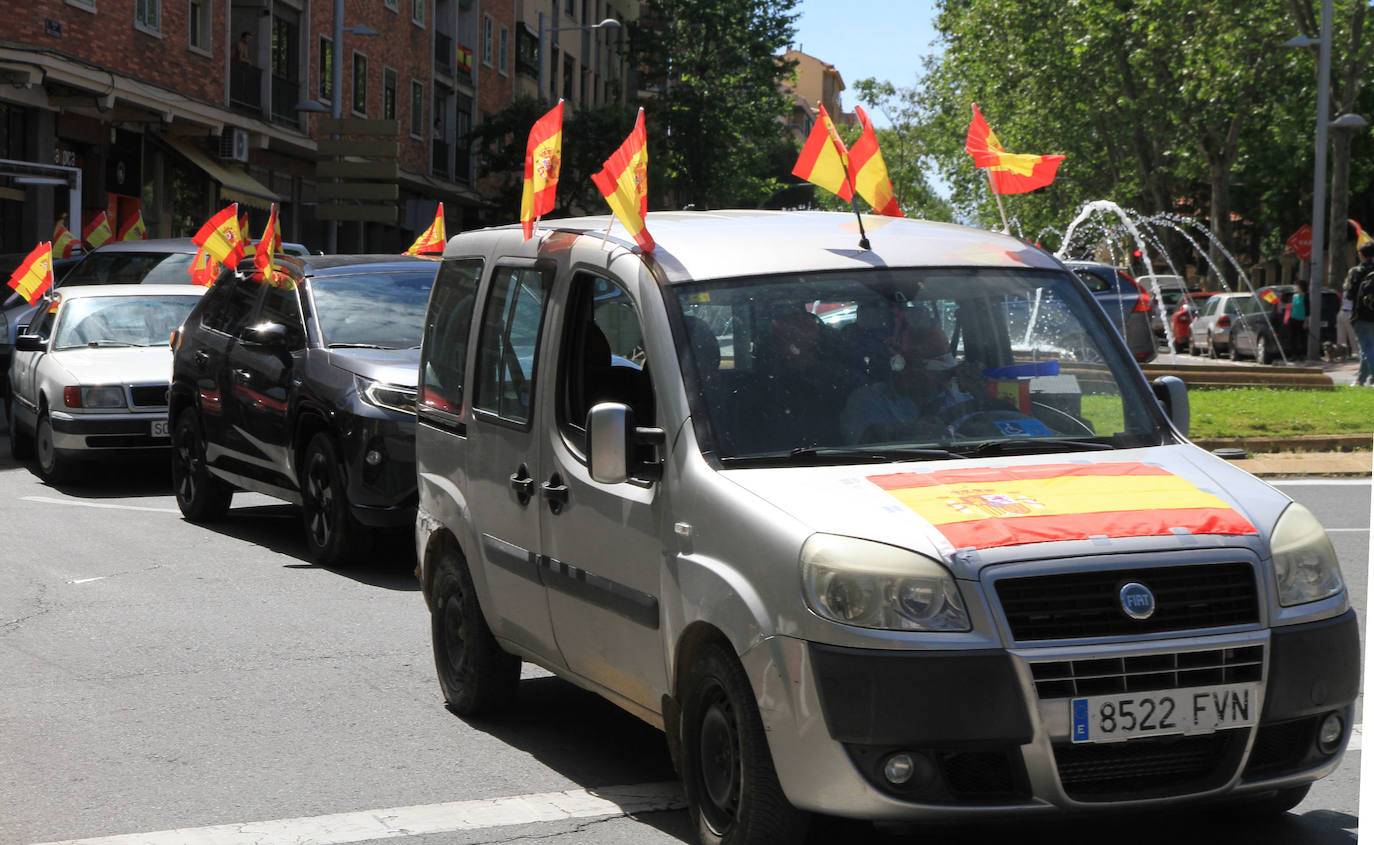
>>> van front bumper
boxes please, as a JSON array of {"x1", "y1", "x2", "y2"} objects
[{"x1": 742, "y1": 609, "x2": 1359, "y2": 820}]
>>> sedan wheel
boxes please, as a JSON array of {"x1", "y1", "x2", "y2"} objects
[
  {"x1": 1228, "y1": 332, "x2": 1241, "y2": 361},
  {"x1": 1207, "y1": 337, "x2": 1219, "y2": 359},
  {"x1": 35, "y1": 411, "x2": 68, "y2": 483},
  {"x1": 1257, "y1": 334, "x2": 1274, "y2": 365}
]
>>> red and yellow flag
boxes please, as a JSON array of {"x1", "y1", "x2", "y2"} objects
[
  {"x1": 188, "y1": 247, "x2": 222, "y2": 287},
  {"x1": 53, "y1": 224, "x2": 79, "y2": 259},
  {"x1": 118, "y1": 209, "x2": 148, "y2": 241},
  {"x1": 192, "y1": 204, "x2": 246, "y2": 268},
  {"x1": 405, "y1": 202, "x2": 447, "y2": 255},
  {"x1": 868, "y1": 462, "x2": 1256, "y2": 551},
  {"x1": 964, "y1": 103, "x2": 1064, "y2": 195},
  {"x1": 849, "y1": 105, "x2": 900, "y2": 217},
  {"x1": 82, "y1": 211, "x2": 114, "y2": 249},
  {"x1": 254, "y1": 203, "x2": 287, "y2": 286},
  {"x1": 792, "y1": 104, "x2": 853, "y2": 202},
  {"x1": 7, "y1": 241, "x2": 54, "y2": 305},
  {"x1": 520, "y1": 100, "x2": 564, "y2": 241},
  {"x1": 591, "y1": 107, "x2": 654, "y2": 253},
  {"x1": 1352, "y1": 219, "x2": 1374, "y2": 249},
  {"x1": 1260, "y1": 288, "x2": 1281, "y2": 306}
]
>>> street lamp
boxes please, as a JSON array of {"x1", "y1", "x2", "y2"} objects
[{"x1": 537, "y1": 15, "x2": 620, "y2": 102}]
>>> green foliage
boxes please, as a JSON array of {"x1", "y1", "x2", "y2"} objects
[{"x1": 1186, "y1": 386, "x2": 1374, "y2": 439}]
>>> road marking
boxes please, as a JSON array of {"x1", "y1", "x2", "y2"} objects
[
  {"x1": 1350, "y1": 723, "x2": 1362, "y2": 752},
  {"x1": 29, "y1": 782, "x2": 686, "y2": 845},
  {"x1": 21, "y1": 496, "x2": 180, "y2": 514}
]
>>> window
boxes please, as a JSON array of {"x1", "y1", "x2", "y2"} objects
[
  {"x1": 419, "y1": 259, "x2": 484, "y2": 422},
  {"x1": 497, "y1": 26, "x2": 509, "y2": 76},
  {"x1": 135, "y1": 0, "x2": 161, "y2": 33},
  {"x1": 383, "y1": 68, "x2": 397, "y2": 120},
  {"x1": 410, "y1": 80, "x2": 424, "y2": 137},
  {"x1": 188, "y1": 0, "x2": 210, "y2": 52},
  {"x1": 557, "y1": 273, "x2": 655, "y2": 449},
  {"x1": 201, "y1": 275, "x2": 264, "y2": 336},
  {"x1": 565, "y1": 0, "x2": 575, "y2": 14},
  {"x1": 482, "y1": 16, "x2": 493, "y2": 66},
  {"x1": 352, "y1": 52, "x2": 367, "y2": 115},
  {"x1": 256, "y1": 284, "x2": 306, "y2": 349},
  {"x1": 318, "y1": 36, "x2": 333, "y2": 101},
  {"x1": 383, "y1": 0, "x2": 398, "y2": 9},
  {"x1": 412, "y1": 0, "x2": 424, "y2": 26},
  {"x1": 474, "y1": 267, "x2": 552, "y2": 425}
]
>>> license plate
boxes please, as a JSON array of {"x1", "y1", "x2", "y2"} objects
[
  {"x1": 151, "y1": 419, "x2": 169, "y2": 439},
  {"x1": 1070, "y1": 683, "x2": 1258, "y2": 743}
]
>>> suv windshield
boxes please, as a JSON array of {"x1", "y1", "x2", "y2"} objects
[
  {"x1": 53, "y1": 295, "x2": 203, "y2": 350},
  {"x1": 310, "y1": 268, "x2": 438, "y2": 348},
  {"x1": 674, "y1": 268, "x2": 1170, "y2": 465},
  {"x1": 62, "y1": 251, "x2": 195, "y2": 286}
]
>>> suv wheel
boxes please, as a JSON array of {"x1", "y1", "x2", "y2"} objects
[
  {"x1": 681, "y1": 642, "x2": 809, "y2": 845},
  {"x1": 35, "y1": 410, "x2": 69, "y2": 483},
  {"x1": 172, "y1": 410, "x2": 233, "y2": 522},
  {"x1": 300, "y1": 432, "x2": 372, "y2": 566},
  {"x1": 431, "y1": 546, "x2": 520, "y2": 715},
  {"x1": 7, "y1": 396, "x2": 32, "y2": 460}
]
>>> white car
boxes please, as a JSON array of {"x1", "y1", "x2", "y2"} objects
[{"x1": 7, "y1": 284, "x2": 206, "y2": 482}]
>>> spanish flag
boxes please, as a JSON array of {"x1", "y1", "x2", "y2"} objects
[
  {"x1": 964, "y1": 103, "x2": 1064, "y2": 195},
  {"x1": 254, "y1": 203, "x2": 287, "y2": 286},
  {"x1": 405, "y1": 203, "x2": 447, "y2": 255},
  {"x1": 792, "y1": 104, "x2": 853, "y2": 202},
  {"x1": 192, "y1": 204, "x2": 246, "y2": 268},
  {"x1": 53, "y1": 224, "x2": 79, "y2": 259},
  {"x1": 849, "y1": 105, "x2": 900, "y2": 217},
  {"x1": 118, "y1": 209, "x2": 148, "y2": 241},
  {"x1": 1352, "y1": 219, "x2": 1374, "y2": 249},
  {"x1": 591, "y1": 108, "x2": 654, "y2": 253},
  {"x1": 188, "y1": 247, "x2": 222, "y2": 287},
  {"x1": 869, "y1": 463, "x2": 1255, "y2": 551},
  {"x1": 520, "y1": 100, "x2": 564, "y2": 241},
  {"x1": 83, "y1": 211, "x2": 114, "y2": 248},
  {"x1": 1260, "y1": 288, "x2": 1281, "y2": 306},
  {"x1": 7, "y1": 242, "x2": 54, "y2": 305}
]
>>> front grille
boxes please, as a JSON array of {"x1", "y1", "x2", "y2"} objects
[
  {"x1": 1031, "y1": 645, "x2": 1264, "y2": 699},
  {"x1": 996, "y1": 561, "x2": 1258, "y2": 641},
  {"x1": 938, "y1": 750, "x2": 1021, "y2": 798},
  {"x1": 129, "y1": 384, "x2": 169, "y2": 407},
  {"x1": 1054, "y1": 729, "x2": 1244, "y2": 800}
]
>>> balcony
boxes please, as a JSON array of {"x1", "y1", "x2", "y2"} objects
[
  {"x1": 271, "y1": 76, "x2": 300, "y2": 125},
  {"x1": 435, "y1": 31, "x2": 453, "y2": 78},
  {"x1": 231, "y1": 62, "x2": 262, "y2": 112},
  {"x1": 432, "y1": 139, "x2": 450, "y2": 180}
]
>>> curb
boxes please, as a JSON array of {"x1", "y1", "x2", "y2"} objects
[{"x1": 1192, "y1": 434, "x2": 1373, "y2": 453}]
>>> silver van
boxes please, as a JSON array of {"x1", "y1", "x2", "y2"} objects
[{"x1": 414, "y1": 211, "x2": 1357, "y2": 843}]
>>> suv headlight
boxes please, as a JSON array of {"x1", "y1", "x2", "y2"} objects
[
  {"x1": 801, "y1": 534, "x2": 969, "y2": 631},
  {"x1": 355, "y1": 375, "x2": 417, "y2": 415},
  {"x1": 1272, "y1": 502, "x2": 1343, "y2": 606}
]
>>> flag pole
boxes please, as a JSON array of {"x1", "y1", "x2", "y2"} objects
[
  {"x1": 986, "y1": 169, "x2": 1010, "y2": 234},
  {"x1": 842, "y1": 167, "x2": 870, "y2": 250}
]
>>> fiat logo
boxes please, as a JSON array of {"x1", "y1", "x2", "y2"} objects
[{"x1": 1119, "y1": 582, "x2": 1156, "y2": 620}]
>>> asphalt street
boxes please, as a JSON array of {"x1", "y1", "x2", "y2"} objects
[{"x1": 0, "y1": 439, "x2": 1366, "y2": 845}]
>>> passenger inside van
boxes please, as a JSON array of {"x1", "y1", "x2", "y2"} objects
[{"x1": 840, "y1": 322, "x2": 974, "y2": 443}]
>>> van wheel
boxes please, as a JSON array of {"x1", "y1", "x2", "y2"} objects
[
  {"x1": 301, "y1": 433, "x2": 372, "y2": 566},
  {"x1": 431, "y1": 547, "x2": 520, "y2": 716},
  {"x1": 681, "y1": 642, "x2": 809, "y2": 845},
  {"x1": 8, "y1": 397, "x2": 32, "y2": 459},
  {"x1": 172, "y1": 411, "x2": 233, "y2": 522}
]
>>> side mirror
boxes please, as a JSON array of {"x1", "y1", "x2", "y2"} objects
[
  {"x1": 1151, "y1": 375, "x2": 1189, "y2": 437},
  {"x1": 240, "y1": 321, "x2": 290, "y2": 347},
  {"x1": 587, "y1": 402, "x2": 634, "y2": 484},
  {"x1": 14, "y1": 333, "x2": 45, "y2": 352}
]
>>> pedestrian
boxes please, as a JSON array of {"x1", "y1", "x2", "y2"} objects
[
  {"x1": 1286, "y1": 279, "x2": 1308, "y2": 359},
  {"x1": 1337, "y1": 262, "x2": 1358, "y2": 358},
  {"x1": 1346, "y1": 241, "x2": 1374, "y2": 385},
  {"x1": 235, "y1": 31, "x2": 253, "y2": 64}
]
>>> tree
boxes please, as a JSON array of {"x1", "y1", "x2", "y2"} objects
[{"x1": 630, "y1": 0, "x2": 800, "y2": 209}]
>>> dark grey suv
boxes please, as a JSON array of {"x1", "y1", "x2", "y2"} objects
[{"x1": 168, "y1": 255, "x2": 438, "y2": 565}]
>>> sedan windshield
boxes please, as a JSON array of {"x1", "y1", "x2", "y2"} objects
[
  {"x1": 310, "y1": 269, "x2": 438, "y2": 348},
  {"x1": 673, "y1": 268, "x2": 1171, "y2": 465},
  {"x1": 53, "y1": 295, "x2": 203, "y2": 350},
  {"x1": 61, "y1": 252, "x2": 196, "y2": 286}
]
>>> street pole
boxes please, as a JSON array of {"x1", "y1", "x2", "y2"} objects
[
  {"x1": 1306, "y1": 0, "x2": 1332, "y2": 362},
  {"x1": 328, "y1": 0, "x2": 344, "y2": 255},
  {"x1": 537, "y1": 12, "x2": 547, "y2": 102}
]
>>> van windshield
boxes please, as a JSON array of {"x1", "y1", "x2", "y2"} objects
[{"x1": 672, "y1": 267, "x2": 1173, "y2": 465}]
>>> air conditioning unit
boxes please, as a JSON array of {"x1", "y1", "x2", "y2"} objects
[{"x1": 218, "y1": 129, "x2": 250, "y2": 163}]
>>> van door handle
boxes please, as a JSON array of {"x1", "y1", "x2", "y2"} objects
[
  {"x1": 541, "y1": 473, "x2": 569, "y2": 514},
  {"x1": 509, "y1": 464, "x2": 534, "y2": 506}
]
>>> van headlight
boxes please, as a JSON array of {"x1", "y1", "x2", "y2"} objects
[
  {"x1": 1272, "y1": 503, "x2": 1344, "y2": 606},
  {"x1": 355, "y1": 375, "x2": 417, "y2": 415},
  {"x1": 801, "y1": 534, "x2": 969, "y2": 631}
]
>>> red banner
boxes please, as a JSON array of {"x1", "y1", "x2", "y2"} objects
[{"x1": 1286, "y1": 223, "x2": 1313, "y2": 260}]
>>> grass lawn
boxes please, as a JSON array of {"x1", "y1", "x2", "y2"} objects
[{"x1": 1186, "y1": 386, "x2": 1374, "y2": 440}]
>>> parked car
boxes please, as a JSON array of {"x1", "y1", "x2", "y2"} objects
[
  {"x1": 1229, "y1": 287, "x2": 1340, "y2": 363},
  {"x1": 7, "y1": 284, "x2": 207, "y2": 482},
  {"x1": 168, "y1": 254, "x2": 439, "y2": 566},
  {"x1": 413, "y1": 210, "x2": 1356, "y2": 842},
  {"x1": 1169, "y1": 291, "x2": 1214, "y2": 352},
  {"x1": 1, "y1": 252, "x2": 83, "y2": 394},
  {"x1": 1062, "y1": 260, "x2": 1156, "y2": 363},
  {"x1": 1187, "y1": 291, "x2": 1265, "y2": 357}
]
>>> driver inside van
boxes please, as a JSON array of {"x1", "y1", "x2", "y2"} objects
[{"x1": 840, "y1": 318, "x2": 974, "y2": 443}]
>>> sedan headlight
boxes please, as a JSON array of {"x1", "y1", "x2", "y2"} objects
[
  {"x1": 801, "y1": 534, "x2": 969, "y2": 631},
  {"x1": 355, "y1": 375, "x2": 417, "y2": 415},
  {"x1": 63, "y1": 385, "x2": 127, "y2": 409},
  {"x1": 1272, "y1": 502, "x2": 1343, "y2": 606}
]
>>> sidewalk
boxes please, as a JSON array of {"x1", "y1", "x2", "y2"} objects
[{"x1": 1223, "y1": 450, "x2": 1371, "y2": 478}]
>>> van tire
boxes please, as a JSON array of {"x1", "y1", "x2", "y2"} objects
[
  {"x1": 681, "y1": 642, "x2": 809, "y2": 845},
  {"x1": 172, "y1": 411, "x2": 233, "y2": 523},
  {"x1": 431, "y1": 548, "x2": 520, "y2": 716}
]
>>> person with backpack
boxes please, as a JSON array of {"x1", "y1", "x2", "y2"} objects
[{"x1": 1346, "y1": 241, "x2": 1374, "y2": 385}]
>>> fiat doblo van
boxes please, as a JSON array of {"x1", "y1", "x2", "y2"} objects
[{"x1": 414, "y1": 211, "x2": 1357, "y2": 844}]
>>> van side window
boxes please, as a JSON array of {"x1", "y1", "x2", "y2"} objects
[
  {"x1": 473, "y1": 266, "x2": 550, "y2": 425},
  {"x1": 557, "y1": 273, "x2": 655, "y2": 447},
  {"x1": 419, "y1": 259, "x2": 483, "y2": 419}
]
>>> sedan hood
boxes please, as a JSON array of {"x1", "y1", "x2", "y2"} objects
[
  {"x1": 326, "y1": 347, "x2": 420, "y2": 386},
  {"x1": 719, "y1": 445, "x2": 1286, "y2": 579},
  {"x1": 49, "y1": 346, "x2": 175, "y2": 385}
]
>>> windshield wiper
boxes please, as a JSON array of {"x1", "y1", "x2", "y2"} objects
[
  {"x1": 85, "y1": 340, "x2": 142, "y2": 347},
  {"x1": 952, "y1": 437, "x2": 1116, "y2": 457},
  {"x1": 720, "y1": 446, "x2": 959, "y2": 467},
  {"x1": 327, "y1": 343, "x2": 395, "y2": 349}
]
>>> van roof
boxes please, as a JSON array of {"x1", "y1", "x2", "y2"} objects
[{"x1": 470, "y1": 210, "x2": 1061, "y2": 283}]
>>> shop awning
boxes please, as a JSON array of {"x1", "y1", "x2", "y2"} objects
[{"x1": 159, "y1": 134, "x2": 281, "y2": 210}]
